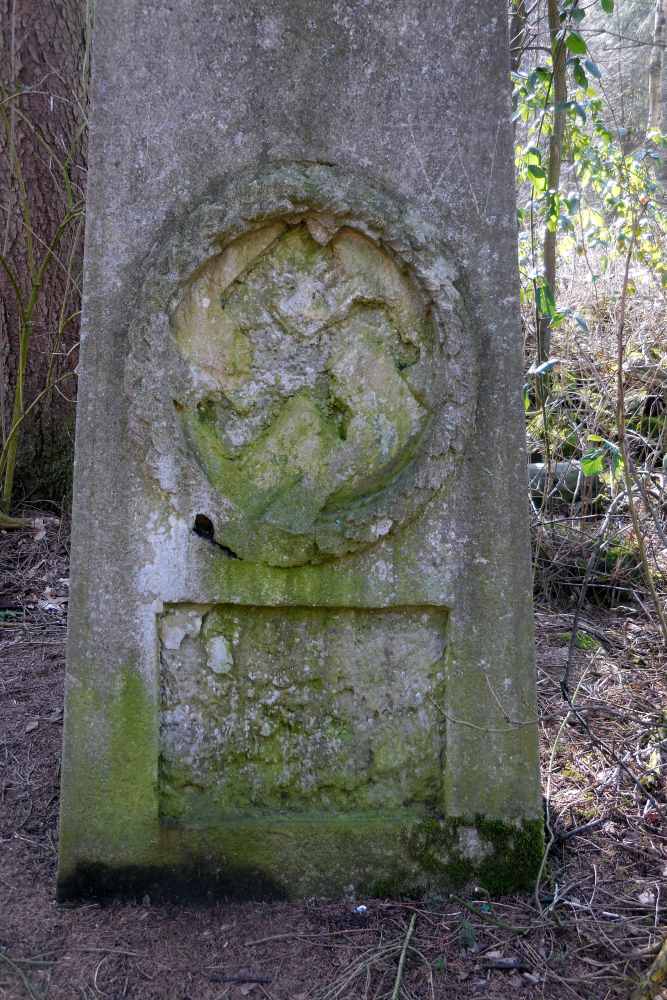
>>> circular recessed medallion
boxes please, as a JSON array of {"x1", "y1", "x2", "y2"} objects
[{"x1": 131, "y1": 164, "x2": 475, "y2": 566}]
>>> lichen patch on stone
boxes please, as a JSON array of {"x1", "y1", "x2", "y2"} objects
[
  {"x1": 171, "y1": 220, "x2": 439, "y2": 565},
  {"x1": 158, "y1": 603, "x2": 448, "y2": 821}
]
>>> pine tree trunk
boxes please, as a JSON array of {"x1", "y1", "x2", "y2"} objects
[{"x1": 0, "y1": 0, "x2": 88, "y2": 508}]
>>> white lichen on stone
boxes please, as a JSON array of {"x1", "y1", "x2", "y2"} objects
[
  {"x1": 159, "y1": 608, "x2": 203, "y2": 651},
  {"x1": 206, "y1": 634, "x2": 234, "y2": 674},
  {"x1": 457, "y1": 827, "x2": 494, "y2": 863}
]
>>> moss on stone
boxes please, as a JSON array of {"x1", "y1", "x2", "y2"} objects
[
  {"x1": 156, "y1": 184, "x2": 473, "y2": 568},
  {"x1": 159, "y1": 604, "x2": 447, "y2": 819},
  {"x1": 59, "y1": 665, "x2": 157, "y2": 876},
  {"x1": 61, "y1": 777, "x2": 543, "y2": 902},
  {"x1": 476, "y1": 817, "x2": 545, "y2": 894},
  {"x1": 404, "y1": 814, "x2": 544, "y2": 895}
]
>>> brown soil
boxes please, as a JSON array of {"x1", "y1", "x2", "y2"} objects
[{"x1": 1, "y1": 517, "x2": 665, "y2": 999}]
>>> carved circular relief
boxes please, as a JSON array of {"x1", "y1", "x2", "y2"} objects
[{"x1": 132, "y1": 164, "x2": 475, "y2": 566}]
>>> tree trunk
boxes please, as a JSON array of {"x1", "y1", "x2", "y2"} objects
[
  {"x1": 510, "y1": 0, "x2": 528, "y2": 75},
  {"x1": 648, "y1": 0, "x2": 666, "y2": 134},
  {"x1": 0, "y1": 0, "x2": 88, "y2": 508},
  {"x1": 650, "y1": 0, "x2": 667, "y2": 184},
  {"x1": 662, "y1": 28, "x2": 667, "y2": 183},
  {"x1": 537, "y1": 0, "x2": 567, "y2": 366}
]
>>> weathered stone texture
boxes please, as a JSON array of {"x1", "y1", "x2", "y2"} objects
[
  {"x1": 58, "y1": 0, "x2": 542, "y2": 901},
  {"x1": 159, "y1": 604, "x2": 447, "y2": 820}
]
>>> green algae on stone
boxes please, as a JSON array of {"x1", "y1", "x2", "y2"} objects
[
  {"x1": 158, "y1": 603, "x2": 448, "y2": 820},
  {"x1": 404, "y1": 814, "x2": 544, "y2": 895},
  {"x1": 58, "y1": 665, "x2": 158, "y2": 883},
  {"x1": 60, "y1": 96, "x2": 539, "y2": 904},
  {"x1": 170, "y1": 217, "x2": 449, "y2": 566}
]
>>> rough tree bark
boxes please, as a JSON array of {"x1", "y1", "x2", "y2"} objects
[
  {"x1": 0, "y1": 0, "x2": 88, "y2": 507},
  {"x1": 537, "y1": 0, "x2": 567, "y2": 366},
  {"x1": 648, "y1": 0, "x2": 667, "y2": 184},
  {"x1": 510, "y1": 0, "x2": 528, "y2": 75},
  {"x1": 662, "y1": 35, "x2": 667, "y2": 182},
  {"x1": 648, "y1": 0, "x2": 666, "y2": 133}
]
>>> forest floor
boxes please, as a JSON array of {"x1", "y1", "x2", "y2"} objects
[{"x1": 1, "y1": 515, "x2": 666, "y2": 1000}]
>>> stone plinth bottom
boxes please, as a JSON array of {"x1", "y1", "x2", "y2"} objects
[{"x1": 57, "y1": 811, "x2": 543, "y2": 902}]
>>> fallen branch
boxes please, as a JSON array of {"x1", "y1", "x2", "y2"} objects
[
  {"x1": 0, "y1": 512, "x2": 33, "y2": 530},
  {"x1": 391, "y1": 913, "x2": 416, "y2": 1000},
  {"x1": 555, "y1": 817, "x2": 605, "y2": 842}
]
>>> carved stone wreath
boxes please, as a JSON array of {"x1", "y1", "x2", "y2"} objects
[{"x1": 129, "y1": 163, "x2": 476, "y2": 567}]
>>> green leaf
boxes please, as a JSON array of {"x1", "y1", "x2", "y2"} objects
[
  {"x1": 523, "y1": 383, "x2": 532, "y2": 412},
  {"x1": 603, "y1": 439, "x2": 622, "y2": 477},
  {"x1": 582, "y1": 438, "x2": 622, "y2": 478},
  {"x1": 536, "y1": 282, "x2": 557, "y2": 319},
  {"x1": 600, "y1": 0, "x2": 614, "y2": 11},
  {"x1": 575, "y1": 631, "x2": 600, "y2": 651},
  {"x1": 546, "y1": 191, "x2": 560, "y2": 233},
  {"x1": 527, "y1": 163, "x2": 547, "y2": 193},
  {"x1": 582, "y1": 448, "x2": 604, "y2": 476},
  {"x1": 565, "y1": 31, "x2": 588, "y2": 55},
  {"x1": 572, "y1": 60, "x2": 588, "y2": 88},
  {"x1": 594, "y1": 123, "x2": 613, "y2": 143}
]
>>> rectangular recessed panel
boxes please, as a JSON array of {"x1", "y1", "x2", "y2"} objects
[{"x1": 159, "y1": 605, "x2": 448, "y2": 823}]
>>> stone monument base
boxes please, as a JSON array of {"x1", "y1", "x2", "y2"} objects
[{"x1": 58, "y1": 812, "x2": 543, "y2": 902}]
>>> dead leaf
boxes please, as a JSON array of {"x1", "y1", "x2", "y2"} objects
[
  {"x1": 38, "y1": 588, "x2": 68, "y2": 612},
  {"x1": 32, "y1": 519, "x2": 46, "y2": 542},
  {"x1": 25, "y1": 719, "x2": 39, "y2": 733},
  {"x1": 239, "y1": 986, "x2": 257, "y2": 996}
]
